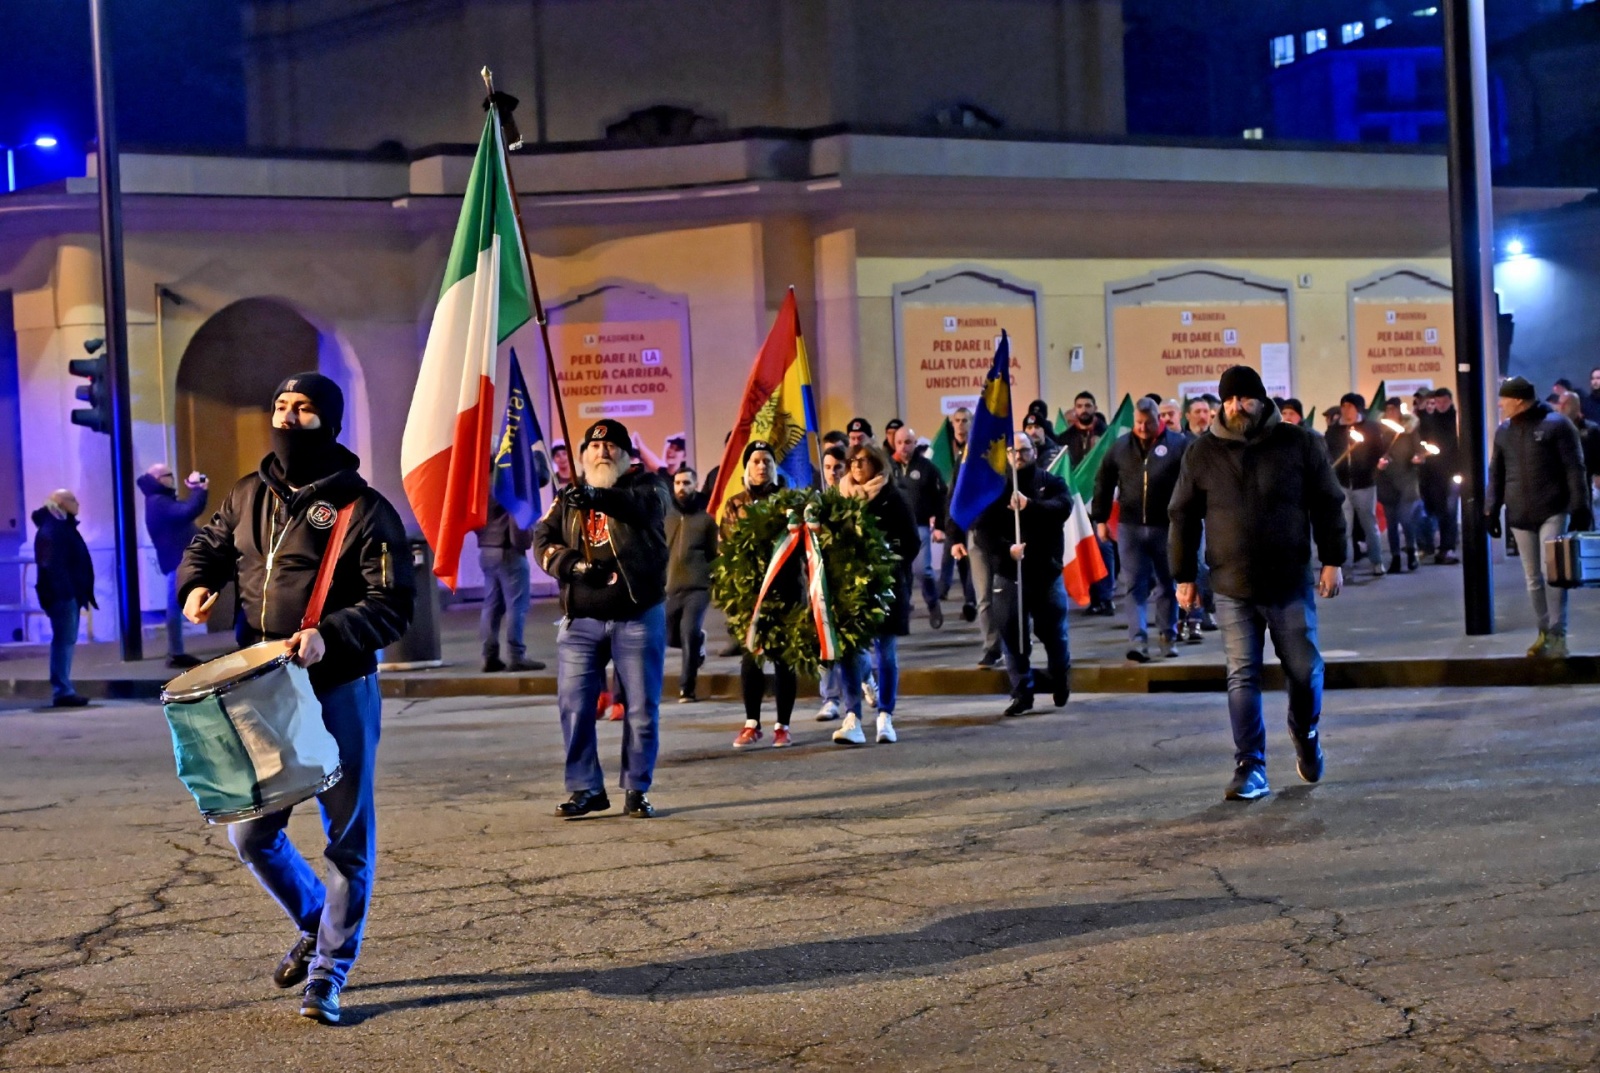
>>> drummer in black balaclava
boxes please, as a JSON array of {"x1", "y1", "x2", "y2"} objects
[{"x1": 177, "y1": 372, "x2": 414, "y2": 1025}]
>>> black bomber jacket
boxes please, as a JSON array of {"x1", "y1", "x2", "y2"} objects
[
  {"x1": 533, "y1": 470, "x2": 670, "y2": 616},
  {"x1": 177, "y1": 447, "x2": 416, "y2": 690}
]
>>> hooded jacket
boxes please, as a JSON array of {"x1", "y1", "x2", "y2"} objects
[
  {"x1": 1376, "y1": 414, "x2": 1421, "y2": 501},
  {"x1": 1489, "y1": 401, "x2": 1589, "y2": 530},
  {"x1": 178, "y1": 445, "x2": 415, "y2": 691},
  {"x1": 1325, "y1": 417, "x2": 1384, "y2": 491},
  {"x1": 533, "y1": 467, "x2": 670, "y2": 618},
  {"x1": 666, "y1": 490, "x2": 718, "y2": 593},
  {"x1": 1169, "y1": 403, "x2": 1348, "y2": 603},
  {"x1": 138, "y1": 474, "x2": 209, "y2": 574},
  {"x1": 1091, "y1": 427, "x2": 1189, "y2": 528},
  {"x1": 32, "y1": 507, "x2": 96, "y2": 609}
]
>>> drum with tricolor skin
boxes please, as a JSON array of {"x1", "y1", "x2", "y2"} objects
[{"x1": 161, "y1": 641, "x2": 343, "y2": 824}]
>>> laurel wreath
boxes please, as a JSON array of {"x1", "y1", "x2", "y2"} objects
[{"x1": 710, "y1": 489, "x2": 898, "y2": 678}]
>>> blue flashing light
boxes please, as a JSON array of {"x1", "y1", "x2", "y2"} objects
[{"x1": 32, "y1": 136, "x2": 58, "y2": 149}]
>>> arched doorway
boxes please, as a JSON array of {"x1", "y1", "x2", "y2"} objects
[
  {"x1": 176, "y1": 298, "x2": 321, "y2": 484},
  {"x1": 175, "y1": 299, "x2": 321, "y2": 631}
]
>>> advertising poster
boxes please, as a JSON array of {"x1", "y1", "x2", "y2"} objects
[
  {"x1": 898, "y1": 304, "x2": 1041, "y2": 441},
  {"x1": 1351, "y1": 301, "x2": 1455, "y2": 404},
  {"x1": 546, "y1": 318, "x2": 691, "y2": 468},
  {"x1": 1112, "y1": 302, "x2": 1291, "y2": 403}
]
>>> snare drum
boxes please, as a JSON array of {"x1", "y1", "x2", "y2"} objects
[{"x1": 161, "y1": 641, "x2": 343, "y2": 824}]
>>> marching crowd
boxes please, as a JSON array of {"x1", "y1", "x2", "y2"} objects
[{"x1": 22, "y1": 364, "x2": 1597, "y2": 1024}]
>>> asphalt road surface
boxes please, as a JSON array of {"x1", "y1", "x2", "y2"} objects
[{"x1": 2, "y1": 685, "x2": 1598, "y2": 1072}]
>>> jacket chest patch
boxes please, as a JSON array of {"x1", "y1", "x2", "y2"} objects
[{"x1": 307, "y1": 501, "x2": 338, "y2": 529}]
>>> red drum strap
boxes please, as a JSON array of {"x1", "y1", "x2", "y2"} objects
[{"x1": 301, "y1": 503, "x2": 357, "y2": 630}]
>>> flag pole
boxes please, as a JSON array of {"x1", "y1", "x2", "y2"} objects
[
  {"x1": 1011, "y1": 449, "x2": 1026, "y2": 672},
  {"x1": 481, "y1": 67, "x2": 577, "y2": 467}
]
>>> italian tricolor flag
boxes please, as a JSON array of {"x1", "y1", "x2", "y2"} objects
[
  {"x1": 401, "y1": 111, "x2": 532, "y2": 588},
  {"x1": 1047, "y1": 395, "x2": 1134, "y2": 606}
]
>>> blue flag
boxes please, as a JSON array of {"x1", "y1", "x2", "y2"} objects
[
  {"x1": 948, "y1": 331, "x2": 1015, "y2": 530},
  {"x1": 492, "y1": 349, "x2": 551, "y2": 529}
]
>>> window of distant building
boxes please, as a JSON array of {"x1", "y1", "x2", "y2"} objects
[
  {"x1": 1341, "y1": 21, "x2": 1365, "y2": 43},
  {"x1": 1305, "y1": 28, "x2": 1328, "y2": 54},
  {"x1": 1242, "y1": 128, "x2": 1264, "y2": 140},
  {"x1": 1271, "y1": 34, "x2": 1295, "y2": 67},
  {"x1": 1375, "y1": 16, "x2": 1394, "y2": 28}
]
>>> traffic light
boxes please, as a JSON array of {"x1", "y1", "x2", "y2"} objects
[{"x1": 69, "y1": 337, "x2": 111, "y2": 434}]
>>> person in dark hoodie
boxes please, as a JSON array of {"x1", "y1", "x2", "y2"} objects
[
  {"x1": 665, "y1": 466, "x2": 718, "y2": 702},
  {"x1": 1169, "y1": 365, "x2": 1347, "y2": 803},
  {"x1": 1324, "y1": 393, "x2": 1386, "y2": 576},
  {"x1": 721, "y1": 441, "x2": 802, "y2": 748},
  {"x1": 1488, "y1": 376, "x2": 1591, "y2": 659},
  {"x1": 32, "y1": 489, "x2": 95, "y2": 707},
  {"x1": 138, "y1": 463, "x2": 209, "y2": 668},
  {"x1": 178, "y1": 372, "x2": 414, "y2": 1025}
]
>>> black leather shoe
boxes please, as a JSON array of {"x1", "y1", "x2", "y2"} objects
[
  {"x1": 556, "y1": 789, "x2": 611, "y2": 818},
  {"x1": 507, "y1": 658, "x2": 546, "y2": 672},
  {"x1": 624, "y1": 790, "x2": 655, "y2": 818},
  {"x1": 962, "y1": 602, "x2": 978, "y2": 623},
  {"x1": 273, "y1": 932, "x2": 316, "y2": 989},
  {"x1": 929, "y1": 603, "x2": 944, "y2": 630},
  {"x1": 1294, "y1": 730, "x2": 1325, "y2": 784},
  {"x1": 1002, "y1": 695, "x2": 1033, "y2": 718},
  {"x1": 299, "y1": 979, "x2": 341, "y2": 1024},
  {"x1": 1052, "y1": 686, "x2": 1070, "y2": 708},
  {"x1": 482, "y1": 655, "x2": 507, "y2": 673},
  {"x1": 50, "y1": 694, "x2": 90, "y2": 708}
]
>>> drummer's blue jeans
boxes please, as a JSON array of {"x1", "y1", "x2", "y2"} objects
[
  {"x1": 227, "y1": 672, "x2": 380, "y2": 991},
  {"x1": 557, "y1": 604, "x2": 664, "y2": 793}
]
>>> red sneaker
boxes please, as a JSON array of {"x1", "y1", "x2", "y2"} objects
[
  {"x1": 606, "y1": 704, "x2": 625, "y2": 722},
  {"x1": 733, "y1": 725, "x2": 762, "y2": 748},
  {"x1": 772, "y1": 726, "x2": 792, "y2": 748},
  {"x1": 595, "y1": 691, "x2": 612, "y2": 718}
]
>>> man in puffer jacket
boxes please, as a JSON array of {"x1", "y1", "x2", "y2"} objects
[{"x1": 1487, "y1": 376, "x2": 1591, "y2": 659}]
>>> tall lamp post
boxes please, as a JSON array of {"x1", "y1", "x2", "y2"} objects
[{"x1": 3, "y1": 136, "x2": 59, "y2": 193}]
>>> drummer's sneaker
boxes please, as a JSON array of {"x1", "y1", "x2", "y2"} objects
[
  {"x1": 299, "y1": 979, "x2": 340, "y2": 1024},
  {"x1": 273, "y1": 932, "x2": 316, "y2": 988}
]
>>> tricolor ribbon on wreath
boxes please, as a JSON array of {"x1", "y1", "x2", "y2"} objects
[{"x1": 744, "y1": 503, "x2": 840, "y2": 662}]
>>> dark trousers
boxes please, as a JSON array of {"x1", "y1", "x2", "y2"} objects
[
  {"x1": 1213, "y1": 582, "x2": 1323, "y2": 768},
  {"x1": 44, "y1": 598, "x2": 79, "y2": 701},
  {"x1": 228, "y1": 673, "x2": 381, "y2": 990},
  {"x1": 939, "y1": 547, "x2": 975, "y2": 606},
  {"x1": 1420, "y1": 472, "x2": 1460, "y2": 553},
  {"x1": 741, "y1": 652, "x2": 797, "y2": 727},
  {"x1": 991, "y1": 564, "x2": 1071, "y2": 699},
  {"x1": 665, "y1": 588, "x2": 710, "y2": 695}
]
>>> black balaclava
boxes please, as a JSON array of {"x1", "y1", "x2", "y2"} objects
[{"x1": 271, "y1": 372, "x2": 345, "y2": 486}]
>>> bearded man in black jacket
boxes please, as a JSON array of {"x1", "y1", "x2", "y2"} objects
[
  {"x1": 179, "y1": 373, "x2": 415, "y2": 1025},
  {"x1": 1169, "y1": 365, "x2": 1347, "y2": 803}
]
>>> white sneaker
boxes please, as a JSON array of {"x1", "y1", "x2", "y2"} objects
[
  {"x1": 816, "y1": 699, "x2": 840, "y2": 722},
  {"x1": 832, "y1": 713, "x2": 866, "y2": 746},
  {"x1": 862, "y1": 676, "x2": 879, "y2": 710},
  {"x1": 876, "y1": 712, "x2": 897, "y2": 744}
]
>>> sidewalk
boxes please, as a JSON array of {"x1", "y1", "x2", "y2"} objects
[{"x1": 3, "y1": 557, "x2": 1598, "y2": 701}]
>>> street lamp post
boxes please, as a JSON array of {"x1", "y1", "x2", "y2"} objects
[{"x1": 3, "y1": 135, "x2": 59, "y2": 193}]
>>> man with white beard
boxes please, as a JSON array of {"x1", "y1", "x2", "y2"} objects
[{"x1": 535, "y1": 420, "x2": 670, "y2": 819}]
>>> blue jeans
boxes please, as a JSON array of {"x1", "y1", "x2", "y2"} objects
[
  {"x1": 228, "y1": 673, "x2": 381, "y2": 990},
  {"x1": 821, "y1": 662, "x2": 843, "y2": 705},
  {"x1": 1213, "y1": 582, "x2": 1323, "y2": 768},
  {"x1": 45, "y1": 599, "x2": 79, "y2": 700},
  {"x1": 842, "y1": 634, "x2": 899, "y2": 717},
  {"x1": 479, "y1": 549, "x2": 531, "y2": 660},
  {"x1": 1118, "y1": 522, "x2": 1177, "y2": 646},
  {"x1": 915, "y1": 526, "x2": 939, "y2": 608},
  {"x1": 164, "y1": 571, "x2": 185, "y2": 657},
  {"x1": 556, "y1": 604, "x2": 665, "y2": 792},
  {"x1": 1511, "y1": 513, "x2": 1569, "y2": 636},
  {"x1": 1379, "y1": 491, "x2": 1424, "y2": 558}
]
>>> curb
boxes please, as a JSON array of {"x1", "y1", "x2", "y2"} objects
[{"x1": 5, "y1": 655, "x2": 1597, "y2": 703}]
